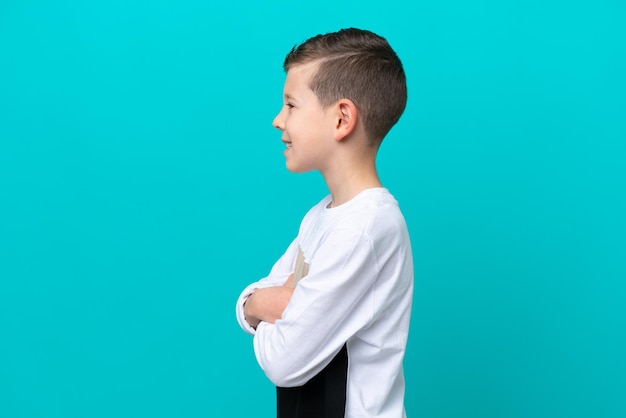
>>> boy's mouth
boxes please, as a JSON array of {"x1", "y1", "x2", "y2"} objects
[{"x1": 282, "y1": 139, "x2": 292, "y2": 148}]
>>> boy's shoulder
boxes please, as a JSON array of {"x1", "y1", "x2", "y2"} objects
[{"x1": 301, "y1": 188, "x2": 406, "y2": 237}]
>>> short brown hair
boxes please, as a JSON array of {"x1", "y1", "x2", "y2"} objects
[{"x1": 283, "y1": 28, "x2": 407, "y2": 145}]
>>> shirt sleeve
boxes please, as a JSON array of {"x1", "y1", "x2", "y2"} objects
[
  {"x1": 252, "y1": 227, "x2": 381, "y2": 387},
  {"x1": 235, "y1": 238, "x2": 299, "y2": 336}
]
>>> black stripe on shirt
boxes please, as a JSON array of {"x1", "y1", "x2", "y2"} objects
[{"x1": 276, "y1": 344, "x2": 348, "y2": 418}]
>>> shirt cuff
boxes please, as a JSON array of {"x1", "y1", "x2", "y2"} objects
[{"x1": 236, "y1": 286, "x2": 258, "y2": 336}]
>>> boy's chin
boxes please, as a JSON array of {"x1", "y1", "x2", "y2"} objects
[{"x1": 285, "y1": 163, "x2": 311, "y2": 174}]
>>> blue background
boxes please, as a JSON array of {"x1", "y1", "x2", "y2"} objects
[{"x1": 1, "y1": 1, "x2": 624, "y2": 417}]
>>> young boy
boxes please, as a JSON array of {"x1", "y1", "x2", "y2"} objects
[{"x1": 235, "y1": 28, "x2": 413, "y2": 418}]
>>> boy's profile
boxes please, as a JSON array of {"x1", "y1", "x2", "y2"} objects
[{"x1": 235, "y1": 28, "x2": 413, "y2": 418}]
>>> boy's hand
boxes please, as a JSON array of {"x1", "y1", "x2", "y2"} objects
[{"x1": 244, "y1": 275, "x2": 295, "y2": 329}]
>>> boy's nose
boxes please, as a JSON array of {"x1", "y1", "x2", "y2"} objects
[{"x1": 272, "y1": 109, "x2": 285, "y2": 131}]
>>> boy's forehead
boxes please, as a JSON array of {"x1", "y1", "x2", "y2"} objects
[
  {"x1": 283, "y1": 62, "x2": 319, "y2": 94},
  {"x1": 287, "y1": 62, "x2": 321, "y2": 83},
  {"x1": 288, "y1": 61, "x2": 320, "y2": 75},
  {"x1": 288, "y1": 60, "x2": 319, "y2": 73}
]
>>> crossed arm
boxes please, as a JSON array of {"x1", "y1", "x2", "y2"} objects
[{"x1": 243, "y1": 273, "x2": 295, "y2": 329}]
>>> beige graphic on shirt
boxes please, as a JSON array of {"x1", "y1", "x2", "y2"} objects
[{"x1": 293, "y1": 247, "x2": 310, "y2": 287}]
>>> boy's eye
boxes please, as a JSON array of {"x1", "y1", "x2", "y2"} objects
[{"x1": 286, "y1": 103, "x2": 294, "y2": 109}]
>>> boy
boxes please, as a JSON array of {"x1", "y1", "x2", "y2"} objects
[{"x1": 235, "y1": 28, "x2": 413, "y2": 418}]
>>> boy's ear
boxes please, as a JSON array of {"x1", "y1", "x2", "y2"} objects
[{"x1": 333, "y1": 99, "x2": 358, "y2": 142}]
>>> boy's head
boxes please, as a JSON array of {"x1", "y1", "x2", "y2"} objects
[{"x1": 282, "y1": 28, "x2": 407, "y2": 146}]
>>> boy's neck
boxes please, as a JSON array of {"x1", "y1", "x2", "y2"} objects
[{"x1": 322, "y1": 156, "x2": 382, "y2": 208}]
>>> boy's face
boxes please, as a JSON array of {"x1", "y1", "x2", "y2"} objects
[{"x1": 272, "y1": 62, "x2": 335, "y2": 173}]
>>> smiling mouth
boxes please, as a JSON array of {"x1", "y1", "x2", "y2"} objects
[{"x1": 282, "y1": 140, "x2": 292, "y2": 148}]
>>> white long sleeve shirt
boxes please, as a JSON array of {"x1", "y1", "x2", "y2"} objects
[{"x1": 236, "y1": 188, "x2": 414, "y2": 417}]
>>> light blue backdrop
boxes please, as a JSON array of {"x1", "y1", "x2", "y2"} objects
[{"x1": 1, "y1": 1, "x2": 624, "y2": 417}]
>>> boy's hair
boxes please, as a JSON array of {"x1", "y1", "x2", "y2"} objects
[{"x1": 284, "y1": 28, "x2": 407, "y2": 146}]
